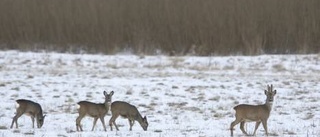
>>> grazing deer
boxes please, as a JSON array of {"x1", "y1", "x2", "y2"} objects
[
  {"x1": 76, "y1": 91, "x2": 114, "y2": 131},
  {"x1": 10, "y1": 99, "x2": 46, "y2": 129},
  {"x1": 230, "y1": 84, "x2": 277, "y2": 136},
  {"x1": 109, "y1": 101, "x2": 148, "y2": 131}
]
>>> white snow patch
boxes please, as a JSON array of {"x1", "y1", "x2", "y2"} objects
[{"x1": 0, "y1": 51, "x2": 319, "y2": 136}]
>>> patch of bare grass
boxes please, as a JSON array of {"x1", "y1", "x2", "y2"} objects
[
  {"x1": 172, "y1": 85, "x2": 179, "y2": 89},
  {"x1": 154, "y1": 129, "x2": 162, "y2": 133},
  {"x1": 57, "y1": 134, "x2": 68, "y2": 137},
  {"x1": 150, "y1": 102, "x2": 157, "y2": 107},
  {"x1": 167, "y1": 102, "x2": 188, "y2": 108},
  {"x1": 53, "y1": 95, "x2": 60, "y2": 98},
  {"x1": 24, "y1": 131, "x2": 35, "y2": 135},
  {"x1": 63, "y1": 103, "x2": 74, "y2": 113},
  {"x1": 140, "y1": 91, "x2": 149, "y2": 97},
  {"x1": 268, "y1": 132, "x2": 279, "y2": 136},
  {"x1": 12, "y1": 129, "x2": 20, "y2": 133},
  {"x1": 169, "y1": 57, "x2": 185, "y2": 68},
  {"x1": 302, "y1": 113, "x2": 314, "y2": 120},
  {"x1": 184, "y1": 106, "x2": 201, "y2": 112},
  {"x1": 86, "y1": 92, "x2": 93, "y2": 99},
  {"x1": 284, "y1": 130, "x2": 296, "y2": 135},
  {"x1": 278, "y1": 112, "x2": 290, "y2": 115},
  {"x1": 223, "y1": 65, "x2": 234, "y2": 70},
  {"x1": 66, "y1": 127, "x2": 76, "y2": 133},
  {"x1": 272, "y1": 64, "x2": 286, "y2": 71},
  {"x1": 0, "y1": 125, "x2": 7, "y2": 130},
  {"x1": 294, "y1": 90, "x2": 308, "y2": 95},
  {"x1": 27, "y1": 75, "x2": 34, "y2": 79},
  {"x1": 282, "y1": 81, "x2": 290, "y2": 85},
  {"x1": 126, "y1": 88, "x2": 134, "y2": 95},
  {"x1": 10, "y1": 94, "x2": 19, "y2": 100},
  {"x1": 208, "y1": 96, "x2": 220, "y2": 102},
  {"x1": 11, "y1": 87, "x2": 20, "y2": 91},
  {"x1": 213, "y1": 113, "x2": 225, "y2": 118}
]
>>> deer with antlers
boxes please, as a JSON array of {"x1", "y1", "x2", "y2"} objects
[{"x1": 230, "y1": 84, "x2": 277, "y2": 136}]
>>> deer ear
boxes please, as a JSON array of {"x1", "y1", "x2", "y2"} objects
[
  {"x1": 264, "y1": 90, "x2": 268, "y2": 95},
  {"x1": 144, "y1": 116, "x2": 147, "y2": 120},
  {"x1": 103, "y1": 91, "x2": 107, "y2": 95},
  {"x1": 274, "y1": 90, "x2": 277, "y2": 94},
  {"x1": 110, "y1": 91, "x2": 114, "y2": 95}
]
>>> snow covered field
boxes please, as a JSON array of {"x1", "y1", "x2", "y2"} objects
[{"x1": 0, "y1": 51, "x2": 319, "y2": 137}]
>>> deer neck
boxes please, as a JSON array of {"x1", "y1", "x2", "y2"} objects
[
  {"x1": 264, "y1": 101, "x2": 273, "y2": 112},
  {"x1": 104, "y1": 101, "x2": 110, "y2": 108},
  {"x1": 37, "y1": 107, "x2": 44, "y2": 118},
  {"x1": 136, "y1": 113, "x2": 144, "y2": 123}
]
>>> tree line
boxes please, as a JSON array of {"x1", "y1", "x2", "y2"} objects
[{"x1": 0, "y1": 0, "x2": 319, "y2": 55}]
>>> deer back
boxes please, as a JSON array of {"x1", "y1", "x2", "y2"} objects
[
  {"x1": 111, "y1": 101, "x2": 149, "y2": 131},
  {"x1": 110, "y1": 101, "x2": 139, "y2": 119},
  {"x1": 16, "y1": 99, "x2": 43, "y2": 117},
  {"x1": 233, "y1": 104, "x2": 271, "y2": 121},
  {"x1": 78, "y1": 101, "x2": 109, "y2": 116},
  {"x1": 77, "y1": 90, "x2": 114, "y2": 117},
  {"x1": 16, "y1": 99, "x2": 45, "y2": 128},
  {"x1": 233, "y1": 84, "x2": 276, "y2": 121}
]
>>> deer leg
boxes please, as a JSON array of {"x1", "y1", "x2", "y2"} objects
[
  {"x1": 262, "y1": 120, "x2": 268, "y2": 136},
  {"x1": 91, "y1": 117, "x2": 98, "y2": 131},
  {"x1": 128, "y1": 119, "x2": 134, "y2": 131},
  {"x1": 113, "y1": 116, "x2": 120, "y2": 131},
  {"x1": 36, "y1": 117, "x2": 40, "y2": 128},
  {"x1": 230, "y1": 118, "x2": 242, "y2": 136},
  {"x1": 10, "y1": 118, "x2": 16, "y2": 129},
  {"x1": 76, "y1": 114, "x2": 85, "y2": 131},
  {"x1": 109, "y1": 116, "x2": 113, "y2": 131},
  {"x1": 109, "y1": 115, "x2": 114, "y2": 131},
  {"x1": 36, "y1": 116, "x2": 43, "y2": 128},
  {"x1": 113, "y1": 120, "x2": 120, "y2": 131},
  {"x1": 253, "y1": 121, "x2": 261, "y2": 135},
  {"x1": 31, "y1": 116, "x2": 35, "y2": 128},
  {"x1": 240, "y1": 121, "x2": 248, "y2": 135},
  {"x1": 109, "y1": 114, "x2": 119, "y2": 131},
  {"x1": 11, "y1": 112, "x2": 24, "y2": 129},
  {"x1": 99, "y1": 116, "x2": 107, "y2": 131}
]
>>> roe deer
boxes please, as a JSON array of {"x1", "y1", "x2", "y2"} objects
[
  {"x1": 109, "y1": 101, "x2": 148, "y2": 131},
  {"x1": 230, "y1": 84, "x2": 276, "y2": 136},
  {"x1": 76, "y1": 91, "x2": 114, "y2": 131},
  {"x1": 10, "y1": 99, "x2": 46, "y2": 129}
]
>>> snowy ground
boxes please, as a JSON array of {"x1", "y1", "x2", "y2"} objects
[{"x1": 0, "y1": 51, "x2": 319, "y2": 137}]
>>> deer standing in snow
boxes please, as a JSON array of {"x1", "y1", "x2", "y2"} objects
[
  {"x1": 76, "y1": 91, "x2": 114, "y2": 131},
  {"x1": 10, "y1": 99, "x2": 46, "y2": 128},
  {"x1": 109, "y1": 101, "x2": 148, "y2": 131},
  {"x1": 230, "y1": 85, "x2": 277, "y2": 136}
]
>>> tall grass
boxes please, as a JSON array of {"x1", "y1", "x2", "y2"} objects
[{"x1": 0, "y1": 0, "x2": 319, "y2": 55}]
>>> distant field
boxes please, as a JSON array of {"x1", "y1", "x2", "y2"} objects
[
  {"x1": 0, "y1": 51, "x2": 319, "y2": 136},
  {"x1": 0, "y1": 0, "x2": 319, "y2": 55}
]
